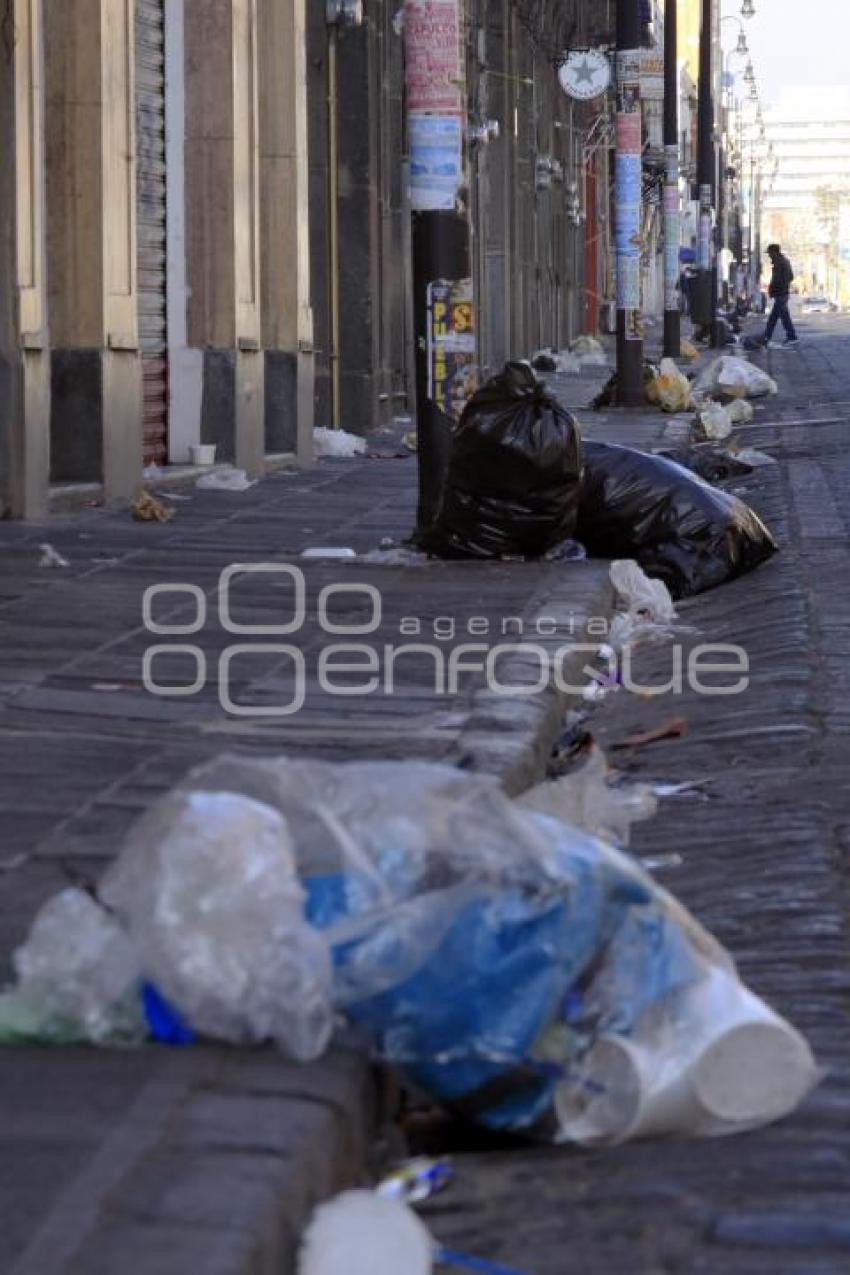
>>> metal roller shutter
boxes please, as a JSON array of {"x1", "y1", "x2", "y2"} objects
[{"x1": 136, "y1": 0, "x2": 168, "y2": 466}]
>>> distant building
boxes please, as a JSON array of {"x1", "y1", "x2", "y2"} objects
[{"x1": 764, "y1": 86, "x2": 850, "y2": 301}]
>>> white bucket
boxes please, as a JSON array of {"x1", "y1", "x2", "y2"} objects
[
  {"x1": 556, "y1": 967, "x2": 817, "y2": 1145},
  {"x1": 189, "y1": 442, "x2": 217, "y2": 466}
]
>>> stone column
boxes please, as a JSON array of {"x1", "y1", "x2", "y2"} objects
[
  {"x1": 258, "y1": 0, "x2": 314, "y2": 464},
  {"x1": 184, "y1": 0, "x2": 264, "y2": 475},
  {"x1": 45, "y1": 0, "x2": 143, "y2": 499},
  {"x1": 0, "y1": 0, "x2": 50, "y2": 517}
]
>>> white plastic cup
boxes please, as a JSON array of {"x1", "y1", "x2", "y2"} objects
[
  {"x1": 556, "y1": 967, "x2": 817, "y2": 1145},
  {"x1": 189, "y1": 442, "x2": 217, "y2": 466}
]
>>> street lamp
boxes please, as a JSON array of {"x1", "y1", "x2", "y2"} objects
[
  {"x1": 744, "y1": 61, "x2": 755, "y2": 85},
  {"x1": 741, "y1": 0, "x2": 756, "y2": 19}
]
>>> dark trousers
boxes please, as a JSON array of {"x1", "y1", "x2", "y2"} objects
[{"x1": 765, "y1": 294, "x2": 797, "y2": 342}]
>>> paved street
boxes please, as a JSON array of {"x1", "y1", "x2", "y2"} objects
[{"x1": 2, "y1": 322, "x2": 850, "y2": 1272}]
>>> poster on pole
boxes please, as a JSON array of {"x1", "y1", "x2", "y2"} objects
[
  {"x1": 404, "y1": 0, "x2": 463, "y2": 114},
  {"x1": 426, "y1": 278, "x2": 477, "y2": 418},
  {"x1": 409, "y1": 113, "x2": 463, "y2": 211}
]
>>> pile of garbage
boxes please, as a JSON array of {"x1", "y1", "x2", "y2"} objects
[
  {"x1": 0, "y1": 753, "x2": 817, "y2": 1146},
  {"x1": 423, "y1": 361, "x2": 778, "y2": 597},
  {"x1": 531, "y1": 335, "x2": 609, "y2": 376}
]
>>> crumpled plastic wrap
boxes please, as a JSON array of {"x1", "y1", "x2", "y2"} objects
[
  {"x1": 0, "y1": 754, "x2": 819, "y2": 1145},
  {"x1": 694, "y1": 356, "x2": 777, "y2": 400},
  {"x1": 651, "y1": 358, "x2": 692, "y2": 413},
  {"x1": 102, "y1": 790, "x2": 334, "y2": 1061}
]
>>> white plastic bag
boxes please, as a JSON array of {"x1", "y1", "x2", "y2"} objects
[
  {"x1": 314, "y1": 427, "x2": 367, "y2": 458},
  {"x1": 695, "y1": 356, "x2": 777, "y2": 400},
  {"x1": 570, "y1": 334, "x2": 609, "y2": 367},
  {"x1": 519, "y1": 746, "x2": 658, "y2": 847},
  {"x1": 195, "y1": 468, "x2": 255, "y2": 492},
  {"x1": 102, "y1": 790, "x2": 334, "y2": 1061},
  {"x1": 727, "y1": 398, "x2": 755, "y2": 424},
  {"x1": 610, "y1": 559, "x2": 678, "y2": 625},
  {"x1": 299, "y1": 1191, "x2": 433, "y2": 1275},
  {"x1": 697, "y1": 402, "x2": 733, "y2": 440},
  {"x1": 653, "y1": 358, "x2": 692, "y2": 413}
]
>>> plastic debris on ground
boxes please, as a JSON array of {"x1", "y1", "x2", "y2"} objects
[
  {"x1": 38, "y1": 543, "x2": 70, "y2": 569},
  {"x1": 694, "y1": 355, "x2": 778, "y2": 400},
  {"x1": 735, "y1": 446, "x2": 777, "y2": 467},
  {"x1": 0, "y1": 753, "x2": 819, "y2": 1146},
  {"x1": 195, "y1": 468, "x2": 256, "y2": 492},
  {"x1": 361, "y1": 546, "x2": 430, "y2": 566},
  {"x1": 301, "y1": 547, "x2": 358, "y2": 560},
  {"x1": 314, "y1": 427, "x2": 367, "y2": 459},
  {"x1": 131, "y1": 490, "x2": 174, "y2": 522},
  {"x1": 612, "y1": 716, "x2": 690, "y2": 751},
  {"x1": 650, "y1": 358, "x2": 692, "y2": 413},
  {"x1": 531, "y1": 347, "x2": 582, "y2": 375},
  {"x1": 695, "y1": 402, "x2": 733, "y2": 441},
  {"x1": 570, "y1": 334, "x2": 609, "y2": 367},
  {"x1": 519, "y1": 745, "x2": 658, "y2": 847},
  {"x1": 727, "y1": 398, "x2": 755, "y2": 425},
  {"x1": 680, "y1": 338, "x2": 699, "y2": 361},
  {"x1": 607, "y1": 559, "x2": 682, "y2": 650},
  {"x1": 422, "y1": 361, "x2": 582, "y2": 560},
  {"x1": 299, "y1": 1190, "x2": 434, "y2": 1275},
  {"x1": 575, "y1": 441, "x2": 778, "y2": 598},
  {"x1": 377, "y1": 1157, "x2": 454, "y2": 1204},
  {"x1": 654, "y1": 443, "x2": 754, "y2": 484}
]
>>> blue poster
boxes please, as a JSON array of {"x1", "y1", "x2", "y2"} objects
[{"x1": 409, "y1": 114, "x2": 463, "y2": 211}]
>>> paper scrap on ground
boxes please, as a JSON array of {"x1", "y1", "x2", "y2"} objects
[
  {"x1": 314, "y1": 427, "x2": 367, "y2": 459},
  {"x1": 195, "y1": 468, "x2": 255, "y2": 492},
  {"x1": 38, "y1": 543, "x2": 70, "y2": 569}
]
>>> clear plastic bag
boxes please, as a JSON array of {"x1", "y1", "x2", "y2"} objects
[
  {"x1": 695, "y1": 356, "x2": 777, "y2": 400},
  {"x1": 652, "y1": 359, "x2": 692, "y2": 413}
]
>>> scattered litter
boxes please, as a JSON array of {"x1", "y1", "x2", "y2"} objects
[
  {"x1": 544, "y1": 538, "x2": 587, "y2": 562},
  {"x1": 131, "y1": 490, "x2": 174, "y2": 522},
  {"x1": 735, "y1": 447, "x2": 777, "y2": 467},
  {"x1": 301, "y1": 547, "x2": 358, "y2": 560},
  {"x1": 640, "y1": 852, "x2": 685, "y2": 872},
  {"x1": 520, "y1": 745, "x2": 658, "y2": 847},
  {"x1": 92, "y1": 682, "x2": 124, "y2": 693},
  {"x1": 655, "y1": 443, "x2": 753, "y2": 484},
  {"x1": 695, "y1": 402, "x2": 733, "y2": 441},
  {"x1": 531, "y1": 347, "x2": 582, "y2": 375},
  {"x1": 610, "y1": 560, "x2": 677, "y2": 626},
  {"x1": 570, "y1": 334, "x2": 609, "y2": 367},
  {"x1": 576, "y1": 442, "x2": 778, "y2": 598},
  {"x1": 727, "y1": 399, "x2": 755, "y2": 425},
  {"x1": 361, "y1": 547, "x2": 429, "y2": 566},
  {"x1": 377, "y1": 1158, "x2": 453, "y2": 1205},
  {"x1": 612, "y1": 716, "x2": 690, "y2": 751},
  {"x1": 423, "y1": 362, "x2": 582, "y2": 560},
  {"x1": 141, "y1": 464, "x2": 162, "y2": 480},
  {"x1": 680, "y1": 339, "x2": 699, "y2": 361},
  {"x1": 650, "y1": 359, "x2": 692, "y2": 413},
  {"x1": 314, "y1": 427, "x2": 367, "y2": 459},
  {"x1": 38, "y1": 543, "x2": 70, "y2": 569},
  {"x1": 1, "y1": 754, "x2": 819, "y2": 1146},
  {"x1": 367, "y1": 450, "x2": 411, "y2": 460},
  {"x1": 195, "y1": 468, "x2": 255, "y2": 492},
  {"x1": 157, "y1": 490, "x2": 193, "y2": 502},
  {"x1": 653, "y1": 780, "x2": 710, "y2": 798},
  {"x1": 403, "y1": 431, "x2": 418, "y2": 452},
  {"x1": 694, "y1": 356, "x2": 777, "y2": 400},
  {"x1": 550, "y1": 717, "x2": 595, "y2": 772},
  {"x1": 299, "y1": 1190, "x2": 434, "y2": 1275}
]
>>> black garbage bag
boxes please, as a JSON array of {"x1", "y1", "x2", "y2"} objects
[
  {"x1": 424, "y1": 361, "x2": 583, "y2": 559},
  {"x1": 576, "y1": 441, "x2": 778, "y2": 597}
]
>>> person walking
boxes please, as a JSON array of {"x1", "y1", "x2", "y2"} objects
[{"x1": 763, "y1": 243, "x2": 799, "y2": 347}]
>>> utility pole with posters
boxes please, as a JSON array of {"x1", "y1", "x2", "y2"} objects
[
  {"x1": 696, "y1": 0, "x2": 718, "y2": 343},
  {"x1": 615, "y1": 0, "x2": 645, "y2": 405},
  {"x1": 663, "y1": 0, "x2": 681, "y2": 357},
  {"x1": 404, "y1": 0, "x2": 474, "y2": 536}
]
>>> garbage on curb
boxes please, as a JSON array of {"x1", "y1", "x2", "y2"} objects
[
  {"x1": 680, "y1": 338, "x2": 699, "y2": 361},
  {"x1": 695, "y1": 402, "x2": 733, "y2": 441},
  {"x1": 38, "y1": 543, "x2": 70, "y2": 569},
  {"x1": 612, "y1": 716, "x2": 690, "y2": 751},
  {"x1": 531, "y1": 347, "x2": 581, "y2": 375},
  {"x1": 694, "y1": 356, "x2": 777, "y2": 400},
  {"x1": 519, "y1": 745, "x2": 658, "y2": 847},
  {"x1": 131, "y1": 490, "x2": 174, "y2": 522},
  {"x1": 377, "y1": 1157, "x2": 454, "y2": 1204},
  {"x1": 607, "y1": 559, "x2": 681, "y2": 649},
  {"x1": 298, "y1": 1189, "x2": 528, "y2": 1275},
  {"x1": 301, "y1": 547, "x2": 358, "y2": 560},
  {"x1": 314, "y1": 427, "x2": 367, "y2": 459},
  {"x1": 423, "y1": 362, "x2": 582, "y2": 560},
  {"x1": 727, "y1": 398, "x2": 755, "y2": 425},
  {"x1": 195, "y1": 468, "x2": 256, "y2": 492},
  {"x1": 654, "y1": 444, "x2": 754, "y2": 484},
  {"x1": 0, "y1": 754, "x2": 818, "y2": 1146},
  {"x1": 735, "y1": 446, "x2": 777, "y2": 467},
  {"x1": 575, "y1": 441, "x2": 778, "y2": 598},
  {"x1": 570, "y1": 334, "x2": 609, "y2": 367},
  {"x1": 650, "y1": 359, "x2": 692, "y2": 413}
]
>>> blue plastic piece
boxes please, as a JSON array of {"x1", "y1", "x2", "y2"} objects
[{"x1": 142, "y1": 982, "x2": 196, "y2": 1045}]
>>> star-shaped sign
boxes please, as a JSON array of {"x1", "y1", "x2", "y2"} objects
[{"x1": 574, "y1": 57, "x2": 597, "y2": 86}]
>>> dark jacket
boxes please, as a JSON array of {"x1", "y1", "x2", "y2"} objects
[{"x1": 769, "y1": 254, "x2": 794, "y2": 298}]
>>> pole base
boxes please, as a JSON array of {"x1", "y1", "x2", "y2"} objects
[
  {"x1": 616, "y1": 312, "x2": 644, "y2": 407},
  {"x1": 663, "y1": 311, "x2": 681, "y2": 359}
]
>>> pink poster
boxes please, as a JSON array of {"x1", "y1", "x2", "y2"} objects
[{"x1": 404, "y1": 0, "x2": 463, "y2": 114}]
